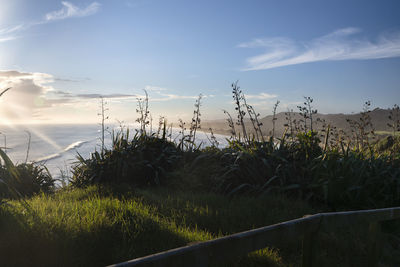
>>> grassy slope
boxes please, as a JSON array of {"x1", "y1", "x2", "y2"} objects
[
  {"x1": 2, "y1": 186, "x2": 399, "y2": 266},
  {"x1": 0, "y1": 186, "x2": 315, "y2": 267}
]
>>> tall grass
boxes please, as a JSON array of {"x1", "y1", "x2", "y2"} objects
[
  {"x1": 70, "y1": 82, "x2": 400, "y2": 211},
  {"x1": 0, "y1": 186, "x2": 315, "y2": 266}
]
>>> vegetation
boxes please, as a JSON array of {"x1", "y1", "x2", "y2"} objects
[
  {"x1": 0, "y1": 162, "x2": 54, "y2": 198},
  {"x1": 67, "y1": 84, "x2": 400, "y2": 211},
  {"x1": 0, "y1": 186, "x2": 313, "y2": 266},
  {"x1": 0, "y1": 83, "x2": 400, "y2": 266},
  {"x1": 71, "y1": 132, "x2": 181, "y2": 187}
]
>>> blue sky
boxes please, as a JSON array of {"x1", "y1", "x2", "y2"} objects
[{"x1": 0, "y1": 0, "x2": 399, "y2": 124}]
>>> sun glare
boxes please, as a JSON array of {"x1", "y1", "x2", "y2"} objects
[{"x1": 26, "y1": 126, "x2": 62, "y2": 151}]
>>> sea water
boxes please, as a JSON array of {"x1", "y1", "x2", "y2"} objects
[{"x1": 0, "y1": 124, "x2": 229, "y2": 180}]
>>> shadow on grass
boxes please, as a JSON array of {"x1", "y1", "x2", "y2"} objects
[{"x1": 0, "y1": 201, "x2": 202, "y2": 266}]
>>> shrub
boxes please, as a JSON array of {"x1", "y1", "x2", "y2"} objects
[
  {"x1": 0, "y1": 154, "x2": 54, "y2": 198},
  {"x1": 71, "y1": 133, "x2": 181, "y2": 188}
]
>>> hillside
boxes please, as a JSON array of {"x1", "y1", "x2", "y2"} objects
[{"x1": 202, "y1": 108, "x2": 394, "y2": 138}]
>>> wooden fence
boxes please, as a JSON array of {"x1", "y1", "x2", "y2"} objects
[{"x1": 108, "y1": 207, "x2": 400, "y2": 267}]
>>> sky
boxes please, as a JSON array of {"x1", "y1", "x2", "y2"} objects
[{"x1": 0, "y1": 0, "x2": 399, "y2": 124}]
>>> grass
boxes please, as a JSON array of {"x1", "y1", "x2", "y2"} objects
[
  {"x1": 375, "y1": 130, "x2": 400, "y2": 136},
  {"x1": 1, "y1": 85, "x2": 399, "y2": 266},
  {"x1": 1, "y1": 185, "x2": 399, "y2": 266},
  {"x1": 0, "y1": 186, "x2": 314, "y2": 267}
]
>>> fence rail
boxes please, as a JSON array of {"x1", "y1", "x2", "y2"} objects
[{"x1": 108, "y1": 207, "x2": 400, "y2": 267}]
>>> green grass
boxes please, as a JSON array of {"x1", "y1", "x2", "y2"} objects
[
  {"x1": 2, "y1": 186, "x2": 399, "y2": 266},
  {"x1": 374, "y1": 130, "x2": 400, "y2": 136},
  {"x1": 0, "y1": 186, "x2": 314, "y2": 266}
]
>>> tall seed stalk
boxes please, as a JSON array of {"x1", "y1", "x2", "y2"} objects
[
  {"x1": 231, "y1": 81, "x2": 248, "y2": 144},
  {"x1": 271, "y1": 100, "x2": 280, "y2": 139},
  {"x1": 98, "y1": 96, "x2": 109, "y2": 154},
  {"x1": 136, "y1": 89, "x2": 150, "y2": 136},
  {"x1": 188, "y1": 94, "x2": 203, "y2": 151},
  {"x1": 388, "y1": 104, "x2": 400, "y2": 136}
]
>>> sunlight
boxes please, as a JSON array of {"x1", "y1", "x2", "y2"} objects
[
  {"x1": 0, "y1": 101, "x2": 62, "y2": 151},
  {"x1": 0, "y1": 117, "x2": 16, "y2": 128},
  {"x1": 24, "y1": 126, "x2": 62, "y2": 151}
]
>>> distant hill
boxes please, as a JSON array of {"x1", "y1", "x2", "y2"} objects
[{"x1": 202, "y1": 108, "x2": 394, "y2": 137}]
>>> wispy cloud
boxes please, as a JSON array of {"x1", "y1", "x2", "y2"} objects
[
  {"x1": 131, "y1": 91, "x2": 203, "y2": 102},
  {"x1": 0, "y1": 36, "x2": 18, "y2": 43},
  {"x1": 240, "y1": 28, "x2": 400, "y2": 70},
  {"x1": 45, "y1": 1, "x2": 101, "y2": 21},
  {"x1": 0, "y1": 25, "x2": 25, "y2": 43},
  {"x1": 244, "y1": 92, "x2": 278, "y2": 100},
  {"x1": 152, "y1": 93, "x2": 200, "y2": 102},
  {"x1": 54, "y1": 76, "x2": 91, "y2": 82},
  {"x1": 75, "y1": 93, "x2": 137, "y2": 99},
  {"x1": 144, "y1": 85, "x2": 167, "y2": 92},
  {"x1": 46, "y1": 85, "x2": 203, "y2": 104},
  {"x1": 0, "y1": 2, "x2": 100, "y2": 43},
  {"x1": 45, "y1": 84, "x2": 205, "y2": 106}
]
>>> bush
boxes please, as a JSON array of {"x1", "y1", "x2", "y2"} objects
[
  {"x1": 187, "y1": 136, "x2": 400, "y2": 210},
  {"x1": 0, "y1": 162, "x2": 54, "y2": 198},
  {"x1": 71, "y1": 133, "x2": 181, "y2": 187}
]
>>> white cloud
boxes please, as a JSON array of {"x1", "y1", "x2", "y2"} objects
[
  {"x1": 130, "y1": 86, "x2": 204, "y2": 102},
  {"x1": 0, "y1": 24, "x2": 25, "y2": 43},
  {"x1": 0, "y1": 25, "x2": 24, "y2": 35},
  {"x1": 0, "y1": 2, "x2": 100, "y2": 43},
  {"x1": 240, "y1": 28, "x2": 400, "y2": 70},
  {"x1": 0, "y1": 36, "x2": 18, "y2": 43},
  {"x1": 144, "y1": 85, "x2": 167, "y2": 92},
  {"x1": 0, "y1": 74, "x2": 214, "y2": 123},
  {"x1": 0, "y1": 70, "x2": 55, "y2": 121},
  {"x1": 244, "y1": 93, "x2": 278, "y2": 100},
  {"x1": 45, "y1": 85, "x2": 203, "y2": 105},
  {"x1": 152, "y1": 93, "x2": 199, "y2": 102},
  {"x1": 45, "y1": 1, "x2": 101, "y2": 21}
]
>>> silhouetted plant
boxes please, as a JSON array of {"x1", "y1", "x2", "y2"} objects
[
  {"x1": 156, "y1": 116, "x2": 165, "y2": 138},
  {"x1": 243, "y1": 96, "x2": 264, "y2": 142},
  {"x1": 271, "y1": 100, "x2": 280, "y2": 139},
  {"x1": 0, "y1": 132, "x2": 7, "y2": 154},
  {"x1": 98, "y1": 96, "x2": 109, "y2": 154},
  {"x1": 24, "y1": 130, "x2": 31, "y2": 163},
  {"x1": 223, "y1": 109, "x2": 237, "y2": 139},
  {"x1": 177, "y1": 118, "x2": 186, "y2": 150},
  {"x1": 249, "y1": 105, "x2": 265, "y2": 142},
  {"x1": 167, "y1": 122, "x2": 173, "y2": 142},
  {"x1": 136, "y1": 89, "x2": 150, "y2": 135},
  {"x1": 206, "y1": 128, "x2": 219, "y2": 148},
  {"x1": 284, "y1": 109, "x2": 295, "y2": 142},
  {"x1": 231, "y1": 81, "x2": 249, "y2": 144},
  {"x1": 188, "y1": 94, "x2": 203, "y2": 151},
  {"x1": 346, "y1": 101, "x2": 375, "y2": 152},
  {"x1": 388, "y1": 104, "x2": 400, "y2": 136},
  {"x1": 297, "y1": 96, "x2": 317, "y2": 133}
]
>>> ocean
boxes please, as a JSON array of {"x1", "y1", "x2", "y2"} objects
[{"x1": 0, "y1": 124, "x2": 229, "y2": 180}]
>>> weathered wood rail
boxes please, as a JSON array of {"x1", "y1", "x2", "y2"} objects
[{"x1": 108, "y1": 207, "x2": 400, "y2": 267}]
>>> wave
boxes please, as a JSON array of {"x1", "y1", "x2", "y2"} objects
[
  {"x1": 64, "y1": 141, "x2": 87, "y2": 152},
  {"x1": 35, "y1": 140, "x2": 88, "y2": 163}
]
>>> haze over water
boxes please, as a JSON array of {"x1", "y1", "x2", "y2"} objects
[{"x1": 1, "y1": 124, "x2": 228, "y2": 180}]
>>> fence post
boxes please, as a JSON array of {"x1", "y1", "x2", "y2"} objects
[
  {"x1": 301, "y1": 215, "x2": 321, "y2": 267},
  {"x1": 302, "y1": 230, "x2": 318, "y2": 267},
  {"x1": 366, "y1": 221, "x2": 381, "y2": 267}
]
